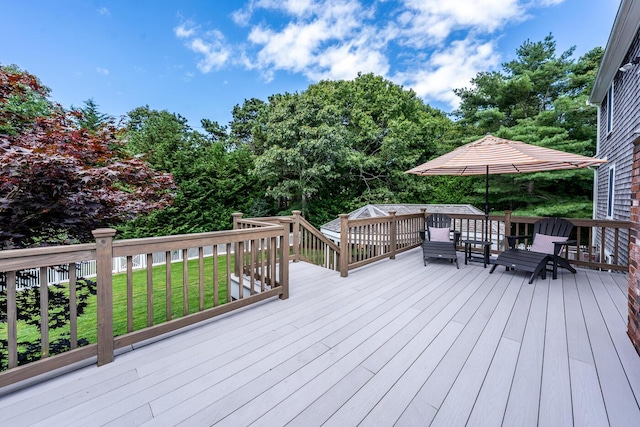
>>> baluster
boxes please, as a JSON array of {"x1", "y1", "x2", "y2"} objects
[
  {"x1": 165, "y1": 251, "x2": 172, "y2": 321},
  {"x1": 250, "y1": 239, "x2": 256, "y2": 295},
  {"x1": 213, "y1": 245, "x2": 219, "y2": 306},
  {"x1": 199, "y1": 247, "x2": 205, "y2": 310},
  {"x1": 127, "y1": 256, "x2": 133, "y2": 332},
  {"x1": 226, "y1": 243, "x2": 232, "y2": 303},
  {"x1": 69, "y1": 263, "x2": 77, "y2": 349},
  {"x1": 40, "y1": 266, "x2": 49, "y2": 358},
  {"x1": 147, "y1": 253, "x2": 153, "y2": 327},
  {"x1": 7, "y1": 271, "x2": 17, "y2": 368},
  {"x1": 182, "y1": 249, "x2": 188, "y2": 316}
]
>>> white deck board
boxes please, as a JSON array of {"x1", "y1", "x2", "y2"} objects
[
  {"x1": 501, "y1": 274, "x2": 534, "y2": 342},
  {"x1": 564, "y1": 272, "x2": 595, "y2": 364},
  {"x1": 611, "y1": 271, "x2": 629, "y2": 295},
  {"x1": 465, "y1": 337, "x2": 520, "y2": 427},
  {"x1": 360, "y1": 320, "x2": 465, "y2": 426},
  {"x1": 569, "y1": 357, "x2": 609, "y2": 427},
  {"x1": 6, "y1": 370, "x2": 139, "y2": 427},
  {"x1": 286, "y1": 365, "x2": 374, "y2": 427},
  {"x1": 360, "y1": 267, "x2": 478, "y2": 374},
  {"x1": 413, "y1": 271, "x2": 510, "y2": 410},
  {"x1": 1, "y1": 248, "x2": 639, "y2": 426},
  {"x1": 539, "y1": 274, "x2": 572, "y2": 426},
  {"x1": 430, "y1": 271, "x2": 520, "y2": 426},
  {"x1": 578, "y1": 271, "x2": 640, "y2": 426},
  {"x1": 502, "y1": 278, "x2": 549, "y2": 427},
  {"x1": 250, "y1": 307, "x2": 424, "y2": 427},
  {"x1": 601, "y1": 272, "x2": 628, "y2": 321},
  {"x1": 586, "y1": 271, "x2": 640, "y2": 406}
]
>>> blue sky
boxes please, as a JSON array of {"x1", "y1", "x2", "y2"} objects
[{"x1": 2, "y1": 0, "x2": 621, "y2": 131}]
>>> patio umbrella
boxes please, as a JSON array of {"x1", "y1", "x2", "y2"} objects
[{"x1": 406, "y1": 134, "x2": 607, "y2": 238}]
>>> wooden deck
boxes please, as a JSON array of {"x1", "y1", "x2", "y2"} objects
[{"x1": 1, "y1": 248, "x2": 639, "y2": 426}]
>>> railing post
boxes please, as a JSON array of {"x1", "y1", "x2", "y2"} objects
[
  {"x1": 278, "y1": 217, "x2": 291, "y2": 299},
  {"x1": 292, "y1": 210, "x2": 301, "y2": 263},
  {"x1": 389, "y1": 210, "x2": 397, "y2": 260},
  {"x1": 339, "y1": 214, "x2": 350, "y2": 277},
  {"x1": 232, "y1": 212, "x2": 243, "y2": 277},
  {"x1": 504, "y1": 210, "x2": 512, "y2": 250},
  {"x1": 92, "y1": 228, "x2": 116, "y2": 366}
]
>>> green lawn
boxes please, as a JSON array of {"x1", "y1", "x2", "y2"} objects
[{"x1": 1, "y1": 255, "x2": 233, "y2": 362}]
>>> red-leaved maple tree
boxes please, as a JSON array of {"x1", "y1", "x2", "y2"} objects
[{"x1": 0, "y1": 66, "x2": 174, "y2": 248}]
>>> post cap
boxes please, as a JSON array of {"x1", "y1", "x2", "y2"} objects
[{"x1": 92, "y1": 228, "x2": 117, "y2": 238}]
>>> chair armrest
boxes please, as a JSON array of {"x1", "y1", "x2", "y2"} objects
[
  {"x1": 506, "y1": 234, "x2": 533, "y2": 249},
  {"x1": 554, "y1": 239, "x2": 576, "y2": 246},
  {"x1": 452, "y1": 230, "x2": 461, "y2": 245},
  {"x1": 553, "y1": 240, "x2": 576, "y2": 255}
]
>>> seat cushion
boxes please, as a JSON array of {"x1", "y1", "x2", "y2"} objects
[
  {"x1": 530, "y1": 233, "x2": 568, "y2": 254},
  {"x1": 429, "y1": 227, "x2": 450, "y2": 242}
]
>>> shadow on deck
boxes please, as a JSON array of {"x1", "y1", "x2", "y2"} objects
[{"x1": 0, "y1": 248, "x2": 638, "y2": 426}]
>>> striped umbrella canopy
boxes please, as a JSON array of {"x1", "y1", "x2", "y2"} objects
[
  {"x1": 406, "y1": 134, "x2": 607, "y2": 237},
  {"x1": 406, "y1": 134, "x2": 606, "y2": 176}
]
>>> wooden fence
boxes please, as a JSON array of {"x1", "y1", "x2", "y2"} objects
[
  {"x1": 338, "y1": 211, "x2": 424, "y2": 276},
  {"x1": 0, "y1": 210, "x2": 630, "y2": 389},
  {"x1": 0, "y1": 220, "x2": 290, "y2": 388},
  {"x1": 234, "y1": 209, "x2": 630, "y2": 276}
]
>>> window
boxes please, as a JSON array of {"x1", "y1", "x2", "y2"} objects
[
  {"x1": 606, "y1": 83, "x2": 614, "y2": 134},
  {"x1": 607, "y1": 165, "x2": 615, "y2": 218}
]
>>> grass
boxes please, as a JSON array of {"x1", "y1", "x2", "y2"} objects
[{"x1": 0, "y1": 255, "x2": 233, "y2": 359}]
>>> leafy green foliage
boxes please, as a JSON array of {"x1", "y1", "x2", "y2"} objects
[
  {"x1": 118, "y1": 107, "x2": 265, "y2": 237},
  {"x1": 72, "y1": 98, "x2": 110, "y2": 134},
  {"x1": 0, "y1": 67, "x2": 175, "y2": 248},
  {"x1": 0, "y1": 64, "x2": 52, "y2": 136},
  {"x1": 0, "y1": 276, "x2": 96, "y2": 370},
  {"x1": 451, "y1": 35, "x2": 602, "y2": 217},
  {"x1": 244, "y1": 73, "x2": 454, "y2": 224},
  {"x1": 2, "y1": 33, "x2": 603, "y2": 242}
]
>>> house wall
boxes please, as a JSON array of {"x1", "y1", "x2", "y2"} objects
[
  {"x1": 628, "y1": 139, "x2": 640, "y2": 355},
  {"x1": 595, "y1": 28, "x2": 640, "y2": 266}
]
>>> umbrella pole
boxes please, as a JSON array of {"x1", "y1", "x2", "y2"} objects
[{"x1": 485, "y1": 166, "x2": 489, "y2": 241}]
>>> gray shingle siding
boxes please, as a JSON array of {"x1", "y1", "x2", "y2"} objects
[{"x1": 594, "y1": 27, "x2": 640, "y2": 266}]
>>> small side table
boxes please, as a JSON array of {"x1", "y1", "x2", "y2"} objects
[{"x1": 462, "y1": 240, "x2": 492, "y2": 268}]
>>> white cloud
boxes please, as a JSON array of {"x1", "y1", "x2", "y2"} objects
[
  {"x1": 256, "y1": 0, "x2": 316, "y2": 17},
  {"x1": 231, "y1": 7, "x2": 253, "y2": 26},
  {"x1": 96, "y1": 67, "x2": 109, "y2": 75},
  {"x1": 98, "y1": 7, "x2": 110, "y2": 16},
  {"x1": 396, "y1": 0, "x2": 526, "y2": 47},
  {"x1": 308, "y1": 42, "x2": 390, "y2": 81},
  {"x1": 246, "y1": 0, "x2": 376, "y2": 80},
  {"x1": 175, "y1": 24, "x2": 231, "y2": 73},
  {"x1": 394, "y1": 39, "x2": 499, "y2": 108},
  {"x1": 535, "y1": 0, "x2": 565, "y2": 5},
  {"x1": 176, "y1": 0, "x2": 566, "y2": 108},
  {"x1": 182, "y1": 71, "x2": 195, "y2": 82},
  {"x1": 174, "y1": 23, "x2": 197, "y2": 39}
]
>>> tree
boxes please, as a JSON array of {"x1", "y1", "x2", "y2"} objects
[
  {"x1": 251, "y1": 90, "x2": 350, "y2": 217},
  {"x1": 0, "y1": 64, "x2": 52, "y2": 136},
  {"x1": 125, "y1": 106, "x2": 191, "y2": 172},
  {"x1": 228, "y1": 98, "x2": 268, "y2": 153},
  {"x1": 451, "y1": 35, "x2": 602, "y2": 217},
  {"x1": 243, "y1": 74, "x2": 454, "y2": 224},
  {"x1": 454, "y1": 34, "x2": 576, "y2": 134},
  {"x1": 0, "y1": 66, "x2": 174, "y2": 248},
  {"x1": 119, "y1": 107, "x2": 265, "y2": 237},
  {"x1": 337, "y1": 74, "x2": 453, "y2": 206},
  {"x1": 72, "y1": 98, "x2": 110, "y2": 134}
]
